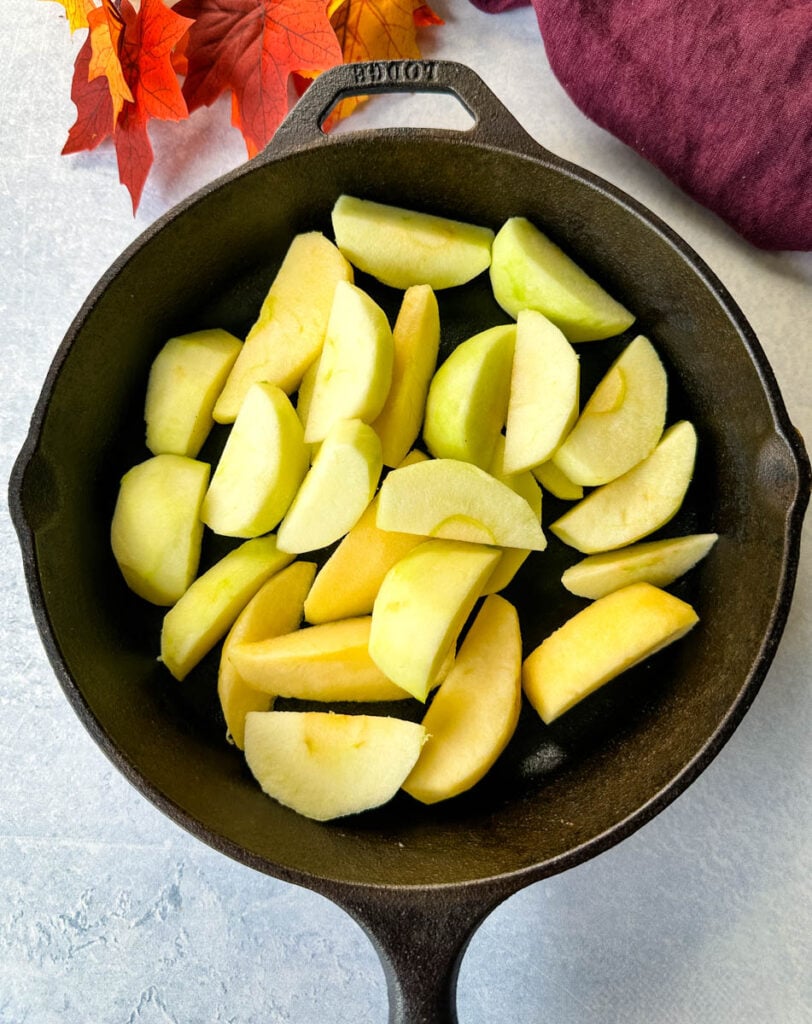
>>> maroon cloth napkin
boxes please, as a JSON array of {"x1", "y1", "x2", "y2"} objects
[{"x1": 470, "y1": 0, "x2": 812, "y2": 250}]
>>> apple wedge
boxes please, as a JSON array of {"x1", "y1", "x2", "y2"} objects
[
  {"x1": 243, "y1": 711, "x2": 427, "y2": 821},
  {"x1": 160, "y1": 536, "x2": 294, "y2": 681},
  {"x1": 303, "y1": 281, "x2": 394, "y2": 444},
  {"x1": 482, "y1": 436, "x2": 543, "y2": 595},
  {"x1": 213, "y1": 232, "x2": 353, "y2": 421},
  {"x1": 403, "y1": 594, "x2": 522, "y2": 804},
  {"x1": 422, "y1": 324, "x2": 515, "y2": 469},
  {"x1": 230, "y1": 615, "x2": 447, "y2": 702},
  {"x1": 522, "y1": 582, "x2": 699, "y2": 723},
  {"x1": 331, "y1": 194, "x2": 494, "y2": 290},
  {"x1": 550, "y1": 420, "x2": 697, "y2": 553},
  {"x1": 276, "y1": 418, "x2": 383, "y2": 554},
  {"x1": 111, "y1": 454, "x2": 209, "y2": 606},
  {"x1": 303, "y1": 450, "x2": 428, "y2": 624},
  {"x1": 371, "y1": 285, "x2": 441, "y2": 467},
  {"x1": 145, "y1": 329, "x2": 242, "y2": 458},
  {"x1": 490, "y1": 216, "x2": 635, "y2": 342},
  {"x1": 369, "y1": 539, "x2": 501, "y2": 702},
  {"x1": 218, "y1": 561, "x2": 317, "y2": 750},
  {"x1": 503, "y1": 309, "x2": 580, "y2": 473},
  {"x1": 376, "y1": 457, "x2": 546, "y2": 551},
  {"x1": 553, "y1": 335, "x2": 667, "y2": 486},
  {"x1": 532, "y1": 460, "x2": 584, "y2": 501},
  {"x1": 201, "y1": 383, "x2": 309, "y2": 538},
  {"x1": 561, "y1": 533, "x2": 718, "y2": 599}
]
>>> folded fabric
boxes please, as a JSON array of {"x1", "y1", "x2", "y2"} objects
[{"x1": 470, "y1": 0, "x2": 812, "y2": 250}]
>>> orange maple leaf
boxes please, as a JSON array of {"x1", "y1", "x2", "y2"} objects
[
  {"x1": 87, "y1": 0, "x2": 134, "y2": 128},
  {"x1": 63, "y1": 0, "x2": 193, "y2": 212},
  {"x1": 175, "y1": 0, "x2": 344, "y2": 159},
  {"x1": 46, "y1": 0, "x2": 94, "y2": 33}
]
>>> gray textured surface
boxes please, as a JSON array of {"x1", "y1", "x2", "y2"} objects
[{"x1": 1, "y1": 3, "x2": 810, "y2": 1022}]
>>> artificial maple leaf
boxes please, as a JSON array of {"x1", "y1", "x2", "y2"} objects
[
  {"x1": 63, "y1": 0, "x2": 193, "y2": 211},
  {"x1": 175, "y1": 0, "x2": 344, "y2": 158},
  {"x1": 87, "y1": 0, "x2": 134, "y2": 128},
  {"x1": 324, "y1": 0, "x2": 444, "y2": 123},
  {"x1": 47, "y1": 0, "x2": 94, "y2": 34}
]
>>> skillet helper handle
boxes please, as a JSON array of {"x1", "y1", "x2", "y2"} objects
[
  {"x1": 266, "y1": 58, "x2": 548, "y2": 158},
  {"x1": 333, "y1": 883, "x2": 514, "y2": 1024}
]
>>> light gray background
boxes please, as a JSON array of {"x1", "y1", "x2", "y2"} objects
[{"x1": 1, "y1": 3, "x2": 810, "y2": 1022}]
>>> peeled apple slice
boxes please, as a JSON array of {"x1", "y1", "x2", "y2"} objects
[
  {"x1": 331, "y1": 194, "x2": 494, "y2": 290},
  {"x1": 522, "y1": 582, "x2": 699, "y2": 723},
  {"x1": 243, "y1": 711, "x2": 427, "y2": 821}
]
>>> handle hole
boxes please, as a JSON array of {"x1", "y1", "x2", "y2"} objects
[{"x1": 324, "y1": 91, "x2": 476, "y2": 135}]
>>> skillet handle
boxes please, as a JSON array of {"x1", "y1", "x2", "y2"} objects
[
  {"x1": 328, "y1": 881, "x2": 517, "y2": 1024},
  {"x1": 265, "y1": 59, "x2": 548, "y2": 159}
]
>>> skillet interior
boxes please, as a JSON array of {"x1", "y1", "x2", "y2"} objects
[{"x1": 14, "y1": 126, "x2": 805, "y2": 890}]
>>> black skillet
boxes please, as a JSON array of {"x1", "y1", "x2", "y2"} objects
[{"x1": 9, "y1": 61, "x2": 810, "y2": 1022}]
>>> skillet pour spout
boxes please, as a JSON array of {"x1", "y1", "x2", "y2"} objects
[{"x1": 9, "y1": 60, "x2": 810, "y2": 1024}]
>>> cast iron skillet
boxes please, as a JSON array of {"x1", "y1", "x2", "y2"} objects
[{"x1": 9, "y1": 61, "x2": 811, "y2": 1022}]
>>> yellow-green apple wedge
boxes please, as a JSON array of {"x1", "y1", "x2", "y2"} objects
[
  {"x1": 295, "y1": 356, "x2": 319, "y2": 431},
  {"x1": 160, "y1": 537, "x2": 294, "y2": 680},
  {"x1": 218, "y1": 561, "x2": 317, "y2": 750},
  {"x1": 561, "y1": 533, "x2": 718, "y2": 599},
  {"x1": 550, "y1": 421, "x2": 697, "y2": 553},
  {"x1": 422, "y1": 324, "x2": 515, "y2": 469},
  {"x1": 303, "y1": 281, "x2": 394, "y2": 444},
  {"x1": 522, "y1": 582, "x2": 699, "y2": 723},
  {"x1": 276, "y1": 418, "x2": 383, "y2": 554},
  {"x1": 230, "y1": 615, "x2": 451, "y2": 702},
  {"x1": 490, "y1": 216, "x2": 635, "y2": 342},
  {"x1": 369, "y1": 539, "x2": 501, "y2": 702},
  {"x1": 481, "y1": 436, "x2": 543, "y2": 595},
  {"x1": 403, "y1": 595, "x2": 522, "y2": 804},
  {"x1": 371, "y1": 285, "x2": 440, "y2": 467},
  {"x1": 503, "y1": 309, "x2": 579, "y2": 473},
  {"x1": 532, "y1": 460, "x2": 583, "y2": 500},
  {"x1": 376, "y1": 457, "x2": 546, "y2": 551},
  {"x1": 303, "y1": 450, "x2": 428, "y2": 624},
  {"x1": 243, "y1": 711, "x2": 427, "y2": 821},
  {"x1": 110, "y1": 454, "x2": 209, "y2": 606},
  {"x1": 331, "y1": 194, "x2": 494, "y2": 290},
  {"x1": 213, "y1": 233, "x2": 353, "y2": 421},
  {"x1": 145, "y1": 329, "x2": 241, "y2": 457},
  {"x1": 553, "y1": 335, "x2": 667, "y2": 485},
  {"x1": 201, "y1": 383, "x2": 309, "y2": 538}
]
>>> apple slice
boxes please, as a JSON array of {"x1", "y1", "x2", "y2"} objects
[
  {"x1": 490, "y1": 216, "x2": 635, "y2": 342},
  {"x1": 160, "y1": 536, "x2": 294, "y2": 680},
  {"x1": 303, "y1": 281, "x2": 394, "y2": 444},
  {"x1": 218, "y1": 561, "x2": 317, "y2": 750},
  {"x1": 482, "y1": 435, "x2": 543, "y2": 595},
  {"x1": 550, "y1": 420, "x2": 697, "y2": 553},
  {"x1": 376, "y1": 457, "x2": 546, "y2": 551},
  {"x1": 553, "y1": 335, "x2": 667, "y2": 486},
  {"x1": 243, "y1": 711, "x2": 427, "y2": 821},
  {"x1": 230, "y1": 615, "x2": 445, "y2": 702},
  {"x1": 372, "y1": 285, "x2": 441, "y2": 467},
  {"x1": 522, "y1": 582, "x2": 699, "y2": 723},
  {"x1": 276, "y1": 418, "x2": 383, "y2": 554},
  {"x1": 403, "y1": 594, "x2": 522, "y2": 804},
  {"x1": 532, "y1": 460, "x2": 583, "y2": 501},
  {"x1": 331, "y1": 194, "x2": 494, "y2": 290},
  {"x1": 111, "y1": 454, "x2": 209, "y2": 606},
  {"x1": 303, "y1": 450, "x2": 428, "y2": 624},
  {"x1": 145, "y1": 329, "x2": 241, "y2": 457},
  {"x1": 422, "y1": 324, "x2": 515, "y2": 469},
  {"x1": 213, "y1": 233, "x2": 353, "y2": 421},
  {"x1": 503, "y1": 309, "x2": 580, "y2": 473},
  {"x1": 561, "y1": 533, "x2": 718, "y2": 599},
  {"x1": 369, "y1": 539, "x2": 501, "y2": 702},
  {"x1": 201, "y1": 383, "x2": 309, "y2": 538}
]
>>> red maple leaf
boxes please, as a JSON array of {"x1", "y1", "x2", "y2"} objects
[
  {"x1": 63, "y1": 0, "x2": 193, "y2": 211},
  {"x1": 175, "y1": 0, "x2": 344, "y2": 158}
]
